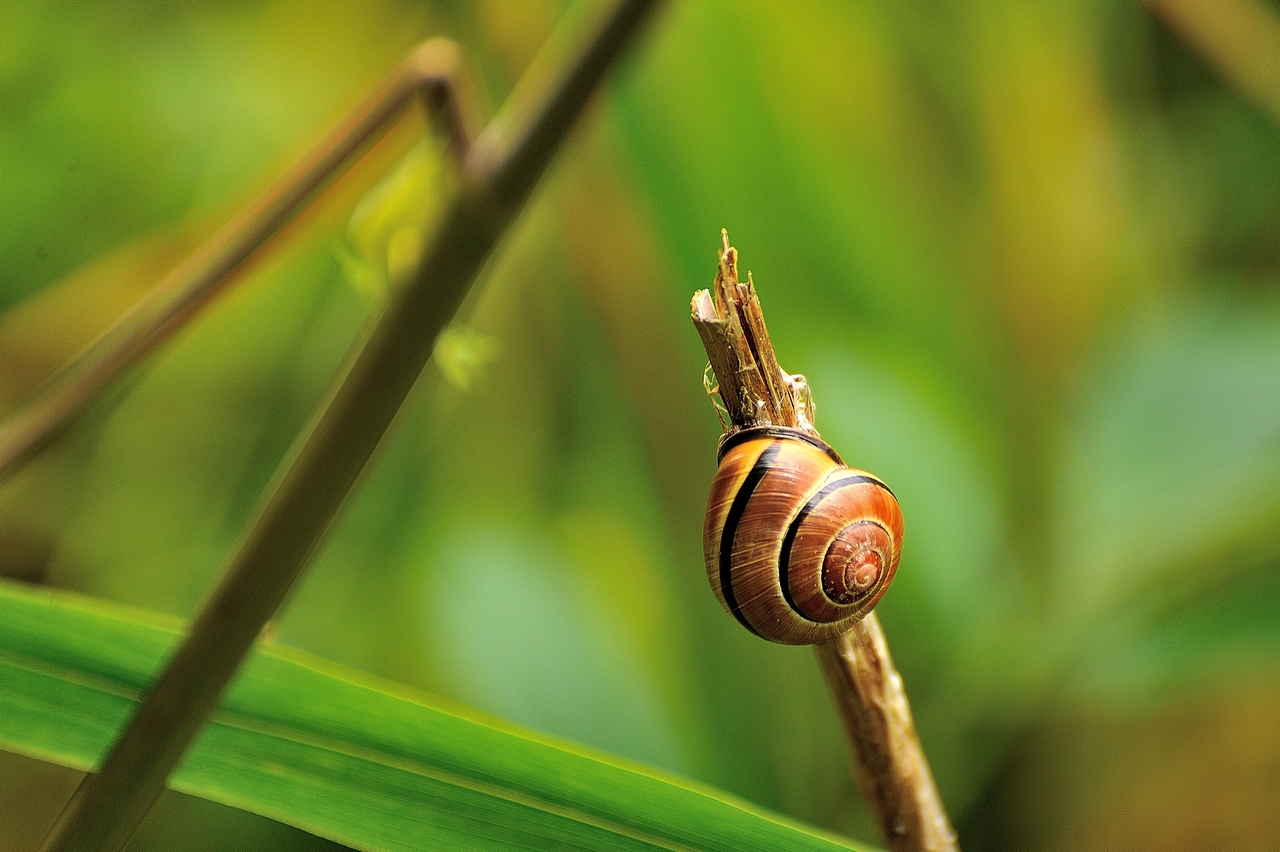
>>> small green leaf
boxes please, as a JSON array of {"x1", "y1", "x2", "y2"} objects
[
  {"x1": 431, "y1": 327, "x2": 500, "y2": 391},
  {"x1": 0, "y1": 579, "x2": 875, "y2": 852},
  {"x1": 347, "y1": 140, "x2": 451, "y2": 286}
]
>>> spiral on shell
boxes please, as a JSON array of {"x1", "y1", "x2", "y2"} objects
[{"x1": 703, "y1": 425, "x2": 903, "y2": 645}]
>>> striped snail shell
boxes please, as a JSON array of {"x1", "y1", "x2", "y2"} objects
[{"x1": 703, "y1": 425, "x2": 903, "y2": 645}]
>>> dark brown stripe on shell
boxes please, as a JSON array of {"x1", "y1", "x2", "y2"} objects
[
  {"x1": 717, "y1": 425, "x2": 843, "y2": 465},
  {"x1": 718, "y1": 441, "x2": 783, "y2": 638},
  {"x1": 780, "y1": 472, "x2": 895, "y2": 617}
]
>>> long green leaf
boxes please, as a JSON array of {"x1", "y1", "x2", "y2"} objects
[{"x1": 0, "y1": 579, "x2": 874, "y2": 852}]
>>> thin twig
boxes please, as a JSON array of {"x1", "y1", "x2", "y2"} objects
[
  {"x1": 814, "y1": 622, "x2": 958, "y2": 852},
  {"x1": 691, "y1": 231, "x2": 958, "y2": 852},
  {"x1": 0, "y1": 38, "x2": 472, "y2": 482},
  {"x1": 36, "y1": 3, "x2": 663, "y2": 851}
]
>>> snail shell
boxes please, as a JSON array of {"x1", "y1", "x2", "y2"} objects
[{"x1": 703, "y1": 425, "x2": 903, "y2": 645}]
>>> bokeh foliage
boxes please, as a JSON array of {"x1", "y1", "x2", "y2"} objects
[{"x1": 2, "y1": 0, "x2": 1280, "y2": 850}]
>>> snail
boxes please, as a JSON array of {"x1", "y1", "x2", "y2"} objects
[{"x1": 703, "y1": 425, "x2": 903, "y2": 645}]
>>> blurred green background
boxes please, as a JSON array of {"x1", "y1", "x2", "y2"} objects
[{"x1": 3, "y1": 0, "x2": 1280, "y2": 849}]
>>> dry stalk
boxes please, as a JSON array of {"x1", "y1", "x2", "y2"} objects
[{"x1": 691, "y1": 230, "x2": 959, "y2": 852}]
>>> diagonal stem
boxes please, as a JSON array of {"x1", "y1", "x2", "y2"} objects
[
  {"x1": 815, "y1": 618, "x2": 959, "y2": 852},
  {"x1": 0, "y1": 38, "x2": 471, "y2": 483},
  {"x1": 36, "y1": 2, "x2": 663, "y2": 850}
]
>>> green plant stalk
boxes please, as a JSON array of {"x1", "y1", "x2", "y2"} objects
[{"x1": 36, "y1": 2, "x2": 663, "y2": 850}]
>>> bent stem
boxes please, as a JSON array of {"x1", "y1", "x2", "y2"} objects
[
  {"x1": 36, "y1": 2, "x2": 663, "y2": 851},
  {"x1": 691, "y1": 231, "x2": 959, "y2": 852},
  {"x1": 0, "y1": 38, "x2": 471, "y2": 482}
]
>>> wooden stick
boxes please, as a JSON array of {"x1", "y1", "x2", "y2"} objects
[
  {"x1": 691, "y1": 231, "x2": 959, "y2": 852},
  {"x1": 814, "y1": 621, "x2": 958, "y2": 852}
]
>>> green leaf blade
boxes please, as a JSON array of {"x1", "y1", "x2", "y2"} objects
[{"x1": 0, "y1": 579, "x2": 875, "y2": 852}]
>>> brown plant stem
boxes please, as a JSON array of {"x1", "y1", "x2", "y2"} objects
[
  {"x1": 814, "y1": 622, "x2": 958, "y2": 852},
  {"x1": 36, "y1": 3, "x2": 663, "y2": 851},
  {"x1": 690, "y1": 231, "x2": 959, "y2": 852}
]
